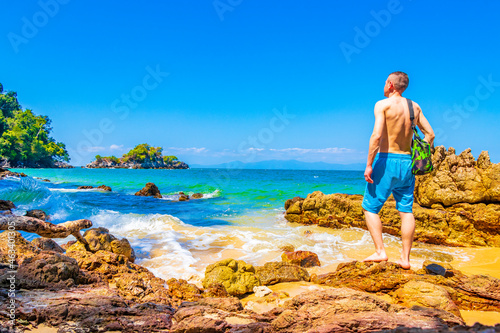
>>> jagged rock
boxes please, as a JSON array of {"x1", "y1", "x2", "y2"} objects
[
  {"x1": 0, "y1": 200, "x2": 15, "y2": 211},
  {"x1": 25, "y1": 209, "x2": 49, "y2": 221},
  {"x1": 203, "y1": 259, "x2": 260, "y2": 296},
  {"x1": 196, "y1": 297, "x2": 244, "y2": 313},
  {"x1": 97, "y1": 185, "x2": 112, "y2": 191},
  {"x1": 284, "y1": 191, "x2": 500, "y2": 247},
  {"x1": 1, "y1": 288, "x2": 175, "y2": 332},
  {"x1": 0, "y1": 231, "x2": 40, "y2": 266},
  {"x1": 31, "y1": 238, "x2": 64, "y2": 253},
  {"x1": 203, "y1": 282, "x2": 229, "y2": 298},
  {"x1": 77, "y1": 185, "x2": 94, "y2": 189},
  {"x1": 135, "y1": 182, "x2": 162, "y2": 199},
  {"x1": 77, "y1": 185, "x2": 111, "y2": 191},
  {"x1": 312, "y1": 261, "x2": 412, "y2": 292},
  {"x1": 391, "y1": 280, "x2": 462, "y2": 318},
  {"x1": 170, "y1": 298, "x2": 264, "y2": 333},
  {"x1": 191, "y1": 193, "x2": 203, "y2": 199},
  {"x1": 12, "y1": 251, "x2": 80, "y2": 289},
  {"x1": 165, "y1": 278, "x2": 203, "y2": 302},
  {"x1": 415, "y1": 146, "x2": 500, "y2": 207},
  {"x1": 281, "y1": 250, "x2": 321, "y2": 267},
  {"x1": 272, "y1": 288, "x2": 464, "y2": 332},
  {"x1": 312, "y1": 261, "x2": 500, "y2": 312},
  {"x1": 66, "y1": 245, "x2": 199, "y2": 306},
  {"x1": 255, "y1": 262, "x2": 310, "y2": 286},
  {"x1": 66, "y1": 227, "x2": 136, "y2": 262},
  {"x1": 284, "y1": 196, "x2": 304, "y2": 211},
  {"x1": 0, "y1": 168, "x2": 27, "y2": 179},
  {"x1": 179, "y1": 194, "x2": 190, "y2": 201},
  {"x1": 66, "y1": 249, "x2": 172, "y2": 304}
]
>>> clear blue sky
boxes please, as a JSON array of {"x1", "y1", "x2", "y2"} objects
[{"x1": 1, "y1": 0, "x2": 500, "y2": 166}]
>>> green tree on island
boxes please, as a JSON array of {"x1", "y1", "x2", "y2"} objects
[
  {"x1": 0, "y1": 83, "x2": 69, "y2": 167},
  {"x1": 94, "y1": 145, "x2": 180, "y2": 166}
]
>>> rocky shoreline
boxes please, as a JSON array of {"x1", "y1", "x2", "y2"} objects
[
  {"x1": 85, "y1": 159, "x2": 189, "y2": 170},
  {"x1": 1, "y1": 146, "x2": 500, "y2": 332},
  {"x1": 1, "y1": 221, "x2": 500, "y2": 332},
  {"x1": 0, "y1": 160, "x2": 74, "y2": 169},
  {"x1": 0, "y1": 168, "x2": 26, "y2": 180},
  {"x1": 284, "y1": 146, "x2": 500, "y2": 247}
]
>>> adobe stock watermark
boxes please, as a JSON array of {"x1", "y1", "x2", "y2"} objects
[
  {"x1": 435, "y1": 74, "x2": 500, "y2": 144},
  {"x1": 213, "y1": 0, "x2": 243, "y2": 21},
  {"x1": 339, "y1": 0, "x2": 407, "y2": 64},
  {"x1": 7, "y1": 0, "x2": 71, "y2": 54},
  {"x1": 68, "y1": 65, "x2": 169, "y2": 166},
  {"x1": 5, "y1": 220, "x2": 18, "y2": 328},
  {"x1": 209, "y1": 107, "x2": 295, "y2": 187}
]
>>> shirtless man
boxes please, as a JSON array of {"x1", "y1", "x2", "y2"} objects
[{"x1": 362, "y1": 71, "x2": 435, "y2": 269}]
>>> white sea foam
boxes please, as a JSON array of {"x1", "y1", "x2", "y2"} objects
[
  {"x1": 203, "y1": 189, "x2": 221, "y2": 199},
  {"x1": 160, "y1": 189, "x2": 221, "y2": 201},
  {"x1": 81, "y1": 208, "x2": 474, "y2": 281},
  {"x1": 50, "y1": 188, "x2": 94, "y2": 193}
]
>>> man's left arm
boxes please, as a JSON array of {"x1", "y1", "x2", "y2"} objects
[{"x1": 364, "y1": 101, "x2": 386, "y2": 183}]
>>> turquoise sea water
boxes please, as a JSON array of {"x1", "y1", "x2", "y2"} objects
[{"x1": 2, "y1": 168, "x2": 463, "y2": 280}]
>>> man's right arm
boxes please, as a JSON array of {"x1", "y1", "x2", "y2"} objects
[{"x1": 415, "y1": 104, "x2": 435, "y2": 146}]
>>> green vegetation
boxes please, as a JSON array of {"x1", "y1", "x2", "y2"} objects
[
  {"x1": 122, "y1": 143, "x2": 162, "y2": 163},
  {"x1": 94, "y1": 144, "x2": 179, "y2": 165},
  {"x1": 0, "y1": 83, "x2": 69, "y2": 167},
  {"x1": 163, "y1": 155, "x2": 178, "y2": 164}
]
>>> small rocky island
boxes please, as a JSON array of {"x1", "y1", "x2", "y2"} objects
[{"x1": 85, "y1": 144, "x2": 189, "y2": 169}]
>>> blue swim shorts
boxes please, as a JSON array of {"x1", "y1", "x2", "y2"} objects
[{"x1": 362, "y1": 153, "x2": 415, "y2": 214}]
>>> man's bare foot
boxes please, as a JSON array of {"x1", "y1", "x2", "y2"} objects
[
  {"x1": 396, "y1": 259, "x2": 411, "y2": 269},
  {"x1": 363, "y1": 252, "x2": 388, "y2": 262}
]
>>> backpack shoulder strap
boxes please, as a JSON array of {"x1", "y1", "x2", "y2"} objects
[{"x1": 406, "y1": 98, "x2": 416, "y2": 130}]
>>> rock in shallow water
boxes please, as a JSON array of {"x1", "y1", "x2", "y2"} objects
[
  {"x1": 134, "y1": 182, "x2": 162, "y2": 198},
  {"x1": 191, "y1": 192, "x2": 203, "y2": 199},
  {"x1": 281, "y1": 250, "x2": 321, "y2": 267},
  {"x1": 0, "y1": 200, "x2": 15, "y2": 211},
  {"x1": 25, "y1": 209, "x2": 49, "y2": 221}
]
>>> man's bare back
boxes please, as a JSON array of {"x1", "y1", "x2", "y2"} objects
[{"x1": 376, "y1": 96, "x2": 418, "y2": 154}]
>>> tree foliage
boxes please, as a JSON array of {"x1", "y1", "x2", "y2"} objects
[
  {"x1": 163, "y1": 155, "x2": 178, "y2": 164},
  {"x1": 0, "y1": 83, "x2": 69, "y2": 167},
  {"x1": 95, "y1": 144, "x2": 179, "y2": 166},
  {"x1": 122, "y1": 143, "x2": 163, "y2": 163}
]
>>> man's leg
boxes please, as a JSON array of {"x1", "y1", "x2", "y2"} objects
[
  {"x1": 363, "y1": 209, "x2": 388, "y2": 262},
  {"x1": 397, "y1": 211, "x2": 415, "y2": 269}
]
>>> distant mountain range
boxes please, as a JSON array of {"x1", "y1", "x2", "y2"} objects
[{"x1": 190, "y1": 159, "x2": 365, "y2": 171}]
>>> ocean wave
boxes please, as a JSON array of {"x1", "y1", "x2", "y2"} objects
[
  {"x1": 50, "y1": 188, "x2": 97, "y2": 193},
  {"x1": 203, "y1": 189, "x2": 221, "y2": 199},
  {"x1": 160, "y1": 189, "x2": 221, "y2": 201}
]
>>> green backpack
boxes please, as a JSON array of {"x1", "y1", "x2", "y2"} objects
[{"x1": 407, "y1": 98, "x2": 433, "y2": 175}]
